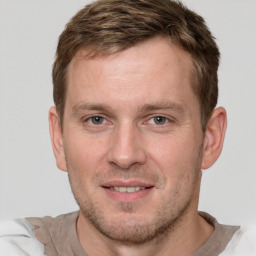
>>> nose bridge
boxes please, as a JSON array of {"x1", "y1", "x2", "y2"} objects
[{"x1": 107, "y1": 121, "x2": 146, "y2": 168}]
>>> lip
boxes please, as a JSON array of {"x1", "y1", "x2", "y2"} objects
[
  {"x1": 101, "y1": 180, "x2": 155, "y2": 202},
  {"x1": 101, "y1": 180, "x2": 154, "y2": 188}
]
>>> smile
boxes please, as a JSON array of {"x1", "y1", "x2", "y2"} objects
[
  {"x1": 102, "y1": 184, "x2": 154, "y2": 202},
  {"x1": 109, "y1": 186, "x2": 146, "y2": 193}
]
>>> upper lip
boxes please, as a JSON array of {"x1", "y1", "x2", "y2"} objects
[{"x1": 101, "y1": 180, "x2": 154, "y2": 188}]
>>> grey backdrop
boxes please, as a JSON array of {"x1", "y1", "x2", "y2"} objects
[{"x1": 0, "y1": 0, "x2": 255, "y2": 225}]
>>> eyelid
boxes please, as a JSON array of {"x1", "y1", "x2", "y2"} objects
[
  {"x1": 81, "y1": 114, "x2": 174, "y2": 126},
  {"x1": 144, "y1": 114, "x2": 174, "y2": 124},
  {"x1": 88, "y1": 116, "x2": 107, "y2": 124},
  {"x1": 83, "y1": 114, "x2": 112, "y2": 125}
]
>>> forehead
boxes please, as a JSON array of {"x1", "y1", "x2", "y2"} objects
[
  {"x1": 69, "y1": 37, "x2": 193, "y2": 77},
  {"x1": 66, "y1": 37, "x2": 196, "y2": 110}
]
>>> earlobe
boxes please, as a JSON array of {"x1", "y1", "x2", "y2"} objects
[
  {"x1": 49, "y1": 107, "x2": 67, "y2": 172},
  {"x1": 201, "y1": 107, "x2": 227, "y2": 170}
]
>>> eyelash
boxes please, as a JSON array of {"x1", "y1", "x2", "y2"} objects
[
  {"x1": 84, "y1": 115, "x2": 111, "y2": 125},
  {"x1": 146, "y1": 115, "x2": 172, "y2": 125},
  {"x1": 83, "y1": 114, "x2": 173, "y2": 127}
]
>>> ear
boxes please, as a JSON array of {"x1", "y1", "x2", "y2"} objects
[
  {"x1": 201, "y1": 107, "x2": 227, "y2": 170},
  {"x1": 49, "y1": 107, "x2": 67, "y2": 172}
]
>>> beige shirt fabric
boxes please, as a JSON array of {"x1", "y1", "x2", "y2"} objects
[{"x1": 26, "y1": 211, "x2": 239, "y2": 256}]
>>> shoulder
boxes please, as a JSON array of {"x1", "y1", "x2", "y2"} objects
[
  {"x1": 220, "y1": 224, "x2": 256, "y2": 255},
  {"x1": 0, "y1": 218, "x2": 44, "y2": 255}
]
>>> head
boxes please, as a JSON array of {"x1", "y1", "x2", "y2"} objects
[
  {"x1": 49, "y1": 0, "x2": 226, "y2": 245},
  {"x1": 53, "y1": 0, "x2": 220, "y2": 132}
]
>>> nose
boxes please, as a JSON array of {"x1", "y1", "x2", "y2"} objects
[{"x1": 107, "y1": 123, "x2": 147, "y2": 169}]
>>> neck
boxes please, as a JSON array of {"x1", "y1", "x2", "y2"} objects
[{"x1": 77, "y1": 207, "x2": 214, "y2": 256}]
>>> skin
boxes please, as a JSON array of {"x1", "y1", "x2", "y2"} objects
[{"x1": 49, "y1": 37, "x2": 227, "y2": 256}]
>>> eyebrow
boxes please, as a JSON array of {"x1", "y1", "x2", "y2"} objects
[
  {"x1": 72, "y1": 100, "x2": 185, "y2": 114},
  {"x1": 72, "y1": 103, "x2": 112, "y2": 113},
  {"x1": 139, "y1": 101, "x2": 185, "y2": 113}
]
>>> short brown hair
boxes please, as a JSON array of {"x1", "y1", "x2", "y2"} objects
[{"x1": 52, "y1": 0, "x2": 220, "y2": 131}]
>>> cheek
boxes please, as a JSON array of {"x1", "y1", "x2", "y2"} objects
[
  {"x1": 148, "y1": 135, "x2": 189, "y2": 167},
  {"x1": 147, "y1": 135, "x2": 201, "y2": 182},
  {"x1": 64, "y1": 133, "x2": 104, "y2": 176}
]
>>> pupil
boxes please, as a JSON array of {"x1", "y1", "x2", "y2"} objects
[
  {"x1": 92, "y1": 116, "x2": 103, "y2": 124},
  {"x1": 154, "y1": 116, "x2": 166, "y2": 125}
]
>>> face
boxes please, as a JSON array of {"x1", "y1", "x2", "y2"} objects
[{"x1": 56, "y1": 37, "x2": 205, "y2": 243}]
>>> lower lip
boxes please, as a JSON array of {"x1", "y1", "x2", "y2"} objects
[{"x1": 102, "y1": 187, "x2": 154, "y2": 202}]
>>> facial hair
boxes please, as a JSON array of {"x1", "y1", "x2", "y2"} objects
[{"x1": 66, "y1": 144, "x2": 203, "y2": 245}]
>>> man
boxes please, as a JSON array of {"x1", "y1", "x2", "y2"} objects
[{"x1": 0, "y1": 0, "x2": 255, "y2": 255}]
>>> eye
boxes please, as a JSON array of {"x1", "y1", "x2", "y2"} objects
[
  {"x1": 87, "y1": 116, "x2": 107, "y2": 125},
  {"x1": 148, "y1": 116, "x2": 170, "y2": 125}
]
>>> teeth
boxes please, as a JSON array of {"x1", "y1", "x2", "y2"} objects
[{"x1": 110, "y1": 186, "x2": 146, "y2": 193}]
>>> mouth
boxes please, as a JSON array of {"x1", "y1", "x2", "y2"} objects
[
  {"x1": 101, "y1": 182, "x2": 154, "y2": 202},
  {"x1": 104, "y1": 186, "x2": 153, "y2": 193}
]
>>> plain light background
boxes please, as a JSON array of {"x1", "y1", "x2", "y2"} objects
[{"x1": 0, "y1": 0, "x2": 255, "y2": 225}]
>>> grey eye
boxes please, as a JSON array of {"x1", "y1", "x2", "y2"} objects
[
  {"x1": 90, "y1": 116, "x2": 105, "y2": 124},
  {"x1": 153, "y1": 116, "x2": 168, "y2": 125}
]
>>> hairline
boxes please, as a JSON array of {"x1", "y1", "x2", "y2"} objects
[{"x1": 58, "y1": 36, "x2": 207, "y2": 132}]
